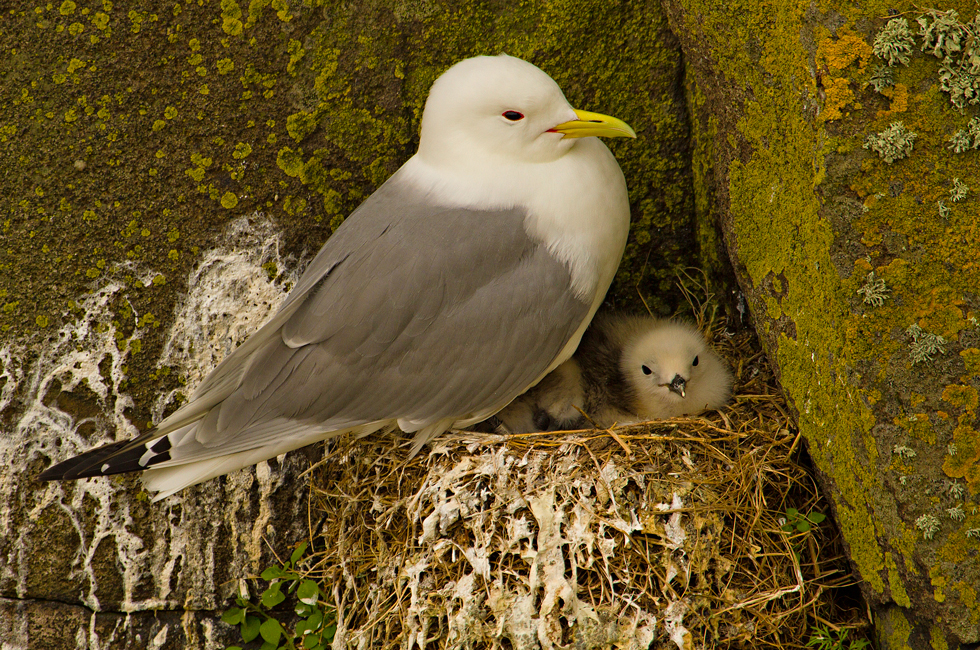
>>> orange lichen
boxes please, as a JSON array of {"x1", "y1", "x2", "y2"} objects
[
  {"x1": 944, "y1": 423, "x2": 980, "y2": 479},
  {"x1": 942, "y1": 384, "x2": 979, "y2": 412},
  {"x1": 817, "y1": 27, "x2": 873, "y2": 72},
  {"x1": 821, "y1": 77, "x2": 857, "y2": 122},
  {"x1": 816, "y1": 26, "x2": 874, "y2": 122},
  {"x1": 877, "y1": 83, "x2": 909, "y2": 118}
]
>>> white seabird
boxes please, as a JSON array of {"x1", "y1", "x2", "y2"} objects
[
  {"x1": 40, "y1": 54, "x2": 636, "y2": 499},
  {"x1": 495, "y1": 313, "x2": 733, "y2": 432}
]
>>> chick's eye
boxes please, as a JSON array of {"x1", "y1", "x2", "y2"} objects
[
  {"x1": 692, "y1": 356, "x2": 699, "y2": 367},
  {"x1": 641, "y1": 365, "x2": 652, "y2": 376},
  {"x1": 502, "y1": 110, "x2": 525, "y2": 121}
]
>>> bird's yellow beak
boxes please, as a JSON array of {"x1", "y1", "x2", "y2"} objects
[{"x1": 549, "y1": 109, "x2": 637, "y2": 139}]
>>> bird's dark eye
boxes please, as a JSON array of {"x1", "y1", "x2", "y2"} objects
[
  {"x1": 692, "y1": 356, "x2": 699, "y2": 367},
  {"x1": 502, "y1": 111, "x2": 524, "y2": 121},
  {"x1": 641, "y1": 365, "x2": 652, "y2": 375}
]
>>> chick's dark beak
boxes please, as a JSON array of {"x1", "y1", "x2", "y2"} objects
[{"x1": 668, "y1": 374, "x2": 687, "y2": 398}]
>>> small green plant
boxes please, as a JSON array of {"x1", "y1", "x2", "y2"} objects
[
  {"x1": 806, "y1": 623, "x2": 872, "y2": 650},
  {"x1": 222, "y1": 542, "x2": 336, "y2": 650},
  {"x1": 781, "y1": 508, "x2": 827, "y2": 534},
  {"x1": 863, "y1": 121, "x2": 917, "y2": 162}
]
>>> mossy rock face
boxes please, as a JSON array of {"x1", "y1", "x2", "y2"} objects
[
  {"x1": 0, "y1": 1, "x2": 697, "y2": 647},
  {"x1": 664, "y1": 0, "x2": 980, "y2": 646}
]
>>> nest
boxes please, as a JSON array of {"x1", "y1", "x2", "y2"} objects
[{"x1": 301, "y1": 322, "x2": 868, "y2": 650}]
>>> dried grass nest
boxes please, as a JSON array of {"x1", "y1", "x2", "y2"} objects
[{"x1": 300, "y1": 321, "x2": 870, "y2": 650}]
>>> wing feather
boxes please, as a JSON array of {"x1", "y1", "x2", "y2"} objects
[{"x1": 46, "y1": 172, "x2": 590, "y2": 479}]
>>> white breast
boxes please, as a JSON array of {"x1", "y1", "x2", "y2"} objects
[{"x1": 399, "y1": 138, "x2": 630, "y2": 306}]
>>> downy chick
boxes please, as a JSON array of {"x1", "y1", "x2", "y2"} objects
[{"x1": 495, "y1": 313, "x2": 733, "y2": 432}]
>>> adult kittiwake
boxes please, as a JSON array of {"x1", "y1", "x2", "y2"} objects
[
  {"x1": 495, "y1": 313, "x2": 732, "y2": 432},
  {"x1": 39, "y1": 54, "x2": 636, "y2": 499}
]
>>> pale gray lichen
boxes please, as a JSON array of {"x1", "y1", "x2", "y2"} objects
[
  {"x1": 947, "y1": 480, "x2": 965, "y2": 499},
  {"x1": 906, "y1": 323, "x2": 946, "y2": 364},
  {"x1": 863, "y1": 121, "x2": 917, "y2": 162},
  {"x1": 950, "y1": 128, "x2": 974, "y2": 152},
  {"x1": 857, "y1": 271, "x2": 890, "y2": 307},
  {"x1": 893, "y1": 444, "x2": 917, "y2": 460},
  {"x1": 873, "y1": 17, "x2": 916, "y2": 66},
  {"x1": 869, "y1": 64, "x2": 895, "y2": 92},
  {"x1": 914, "y1": 10, "x2": 980, "y2": 110},
  {"x1": 918, "y1": 10, "x2": 967, "y2": 59},
  {"x1": 950, "y1": 177, "x2": 968, "y2": 201},
  {"x1": 939, "y1": 59, "x2": 980, "y2": 110},
  {"x1": 915, "y1": 514, "x2": 941, "y2": 540},
  {"x1": 967, "y1": 528, "x2": 980, "y2": 539},
  {"x1": 948, "y1": 506, "x2": 966, "y2": 522},
  {"x1": 938, "y1": 200, "x2": 950, "y2": 219},
  {"x1": 948, "y1": 444, "x2": 959, "y2": 456}
]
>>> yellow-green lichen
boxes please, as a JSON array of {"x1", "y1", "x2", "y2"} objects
[{"x1": 672, "y1": 4, "x2": 980, "y2": 637}]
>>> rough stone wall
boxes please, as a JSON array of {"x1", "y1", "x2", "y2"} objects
[
  {"x1": 663, "y1": 0, "x2": 980, "y2": 647},
  {"x1": 0, "y1": 1, "x2": 696, "y2": 648}
]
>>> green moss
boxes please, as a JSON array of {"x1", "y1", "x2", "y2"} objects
[
  {"x1": 672, "y1": 6, "x2": 980, "y2": 638},
  {"x1": 877, "y1": 605, "x2": 914, "y2": 647}
]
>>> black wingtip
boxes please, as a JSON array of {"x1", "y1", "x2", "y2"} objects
[
  {"x1": 38, "y1": 440, "x2": 135, "y2": 481},
  {"x1": 38, "y1": 431, "x2": 176, "y2": 481}
]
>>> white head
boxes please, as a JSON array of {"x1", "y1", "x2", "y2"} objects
[
  {"x1": 417, "y1": 54, "x2": 635, "y2": 169},
  {"x1": 621, "y1": 320, "x2": 733, "y2": 418}
]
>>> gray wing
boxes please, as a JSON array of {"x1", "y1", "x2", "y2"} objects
[{"x1": 157, "y1": 173, "x2": 590, "y2": 455}]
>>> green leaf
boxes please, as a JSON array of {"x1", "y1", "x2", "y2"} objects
[
  {"x1": 307, "y1": 609, "x2": 323, "y2": 630},
  {"x1": 295, "y1": 602, "x2": 314, "y2": 617},
  {"x1": 323, "y1": 622, "x2": 337, "y2": 643},
  {"x1": 810, "y1": 512, "x2": 827, "y2": 524},
  {"x1": 290, "y1": 541, "x2": 309, "y2": 565},
  {"x1": 221, "y1": 607, "x2": 245, "y2": 625},
  {"x1": 261, "y1": 585, "x2": 286, "y2": 609},
  {"x1": 796, "y1": 521, "x2": 812, "y2": 533},
  {"x1": 262, "y1": 566, "x2": 285, "y2": 581},
  {"x1": 227, "y1": 647, "x2": 243, "y2": 650},
  {"x1": 303, "y1": 633, "x2": 321, "y2": 649},
  {"x1": 260, "y1": 618, "x2": 283, "y2": 644},
  {"x1": 242, "y1": 616, "x2": 261, "y2": 643},
  {"x1": 297, "y1": 580, "x2": 320, "y2": 605},
  {"x1": 293, "y1": 621, "x2": 313, "y2": 637},
  {"x1": 786, "y1": 507, "x2": 799, "y2": 518},
  {"x1": 259, "y1": 641, "x2": 278, "y2": 650}
]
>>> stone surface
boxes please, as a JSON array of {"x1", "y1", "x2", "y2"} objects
[
  {"x1": 662, "y1": 0, "x2": 980, "y2": 647},
  {"x1": 0, "y1": 596, "x2": 240, "y2": 650}
]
